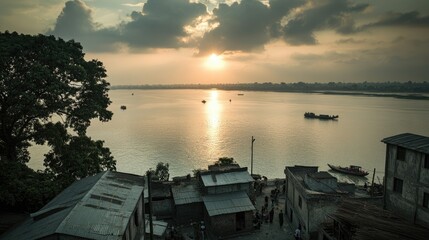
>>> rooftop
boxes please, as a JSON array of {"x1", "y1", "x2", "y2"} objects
[
  {"x1": 200, "y1": 168, "x2": 254, "y2": 187},
  {"x1": 382, "y1": 133, "x2": 429, "y2": 154},
  {"x1": 327, "y1": 200, "x2": 429, "y2": 240},
  {"x1": 2, "y1": 171, "x2": 144, "y2": 240},
  {"x1": 172, "y1": 182, "x2": 202, "y2": 205},
  {"x1": 202, "y1": 191, "x2": 255, "y2": 217},
  {"x1": 308, "y1": 171, "x2": 336, "y2": 179}
]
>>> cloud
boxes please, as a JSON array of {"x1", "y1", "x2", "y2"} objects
[
  {"x1": 48, "y1": 0, "x2": 206, "y2": 51},
  {"x1": 361, "y1": 11, "x2": 429, "y2": 29},
  {"x1": 282, "y1": 0, "x2": 369, "y2": 45},
  {"x1": 120, "y1": 0, "x2": 207, "y2": 49},
  {"x1": 197, "y1": 0, "x2": 303, "y2": 55},
  {"x1": 49, "y1": 0, "x2": 94, "y2": 38}
]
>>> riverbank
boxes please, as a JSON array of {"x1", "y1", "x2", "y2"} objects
[{"x1": 111, "y1": 82, "x2": 429, "y2": 100}]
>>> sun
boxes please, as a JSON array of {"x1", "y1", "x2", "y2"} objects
[{"x1": 205, "y1": 53, "x2": 224, "y2": 70}]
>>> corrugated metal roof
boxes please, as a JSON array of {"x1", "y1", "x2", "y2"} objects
[
  {"x1": 381, "y1": 133, "x2": 429, "y2": 154},
  {"x1": 202, "y1": 191, "x2": 255, "y2": 217},
  {"x1": 145, "y1": 220, "x2": 168, "y2": 237},
  {"x1": 201, "y1": 170, "x2": 254, "y2": 187},
  {"x1": 1, "y1": 171, "x2": 144, "y2": 240},
  {"x1": 309, "y1": 171, "x2": 335, "y2": 179},
  {"x1": 172, "y1": 183, "x2": 202, "y2": 205}
]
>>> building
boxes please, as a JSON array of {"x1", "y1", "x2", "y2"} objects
[
  {"x1": 1, "y1": 171, "x2": 145, "y2": 240},
  {"x1": 198, "y1": 167, "x2": 255, "y2": 238},
  {"x1": 381, "y1": 133, "x2": 429, "y2": 228},
  {"x1": 171, "y1": 181, "x2": 203, "y2": 225},
  {"x1": 319, "y1": 199, "x2": 429, "y2": 240},
  {"x1": 284, "y1": 166, "x2": 377, "y2": 240}
]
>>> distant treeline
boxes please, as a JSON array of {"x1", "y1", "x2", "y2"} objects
[
  {"x1": 112, "y1": 81, "x2": 429, "y2": 100},
  {"x1": 112, "y1": 81, "x2": 429, "y2": 93}
]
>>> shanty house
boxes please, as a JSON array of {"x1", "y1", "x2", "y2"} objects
[
  {"x1": 198, "y1": 167, "x2": 255, "y2": 237},
  {"x1": 1, "y1": 171, "x2": 144, "y2": 240},
  {"x1": 382, "y1": 133, "x2": 429, "y2": 228},
  {"x1": 202, "y1": 191, "x2": 255, "y2": 238},
  {"x1": 199, "y1": 167, "x2": 254, "y2": 196},
  {"x1": 171, "y1": 181, "x2": 203, "y2": 225}
]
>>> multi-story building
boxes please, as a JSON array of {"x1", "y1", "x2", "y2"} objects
[
  {"x1": 382, "y1": 133, "x2": 429, "y2": 228},
  {"x1": 284, "y1": 166, "x2": 350, "y2": 239}
]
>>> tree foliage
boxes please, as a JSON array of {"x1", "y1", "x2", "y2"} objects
[
  {"x1": 146, "y1": 162, "x2": 170, "y2": 181},
  {"x1": 0, "y1": 31, "x2": 115, "y2": 211},
  {"x1": 215, "y1": 157, "x2": 235, "y2": 166},
  {"x1": 0, "y1": 31, "x2": 112, "y2": 163}
]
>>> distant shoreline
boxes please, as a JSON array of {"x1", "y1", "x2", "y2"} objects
[{"x1": 110, "y1": 82, "x2": 429, "y2": 100}]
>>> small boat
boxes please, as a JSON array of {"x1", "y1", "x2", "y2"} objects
[
  {"x1": 120, "y1": 105, "x2": 127, "y2": 110},
  {"x1": 304, "y1": 112, "x2": 338, "y2": 120},
  {"x1": 202, "y1": 100, "x2": 206, "y2": 104},
  {"x1": 328, "y1": 164, "x2": 369, "y2": 176}
]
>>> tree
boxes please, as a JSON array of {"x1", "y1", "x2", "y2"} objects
[
  {"x1": 146, "y1": 162, "x2": 170, "y2": 181},
  {"x1": 215, "y1": 157, "x2": 235, "y2": 166},
  {"x1": 0, "y1": 31, "x2": 112, "y2": 163},
  {"x1": 0, "y1": 31, "x2": 115, "y2": 210}
]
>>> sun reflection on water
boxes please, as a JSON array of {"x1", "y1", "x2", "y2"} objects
[{"x1": 206, "y1": 90, "x2": 222, "y2": 158}]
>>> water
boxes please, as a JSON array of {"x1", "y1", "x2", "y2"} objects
[{"x1": 28, "y1": 89, "x2": 429, "y2": 181}]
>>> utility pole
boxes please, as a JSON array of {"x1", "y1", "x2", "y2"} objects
[
  {"x1": 251, "y1": 136, "x2": 255, "y2": 175},
  {"x1": 147, "y1": 172, "x2": 154, "y2": 240}
]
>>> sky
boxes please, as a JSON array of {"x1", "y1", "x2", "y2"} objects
[{"x1": 1, "y1": 0, "x2": 429, "y2": 85}]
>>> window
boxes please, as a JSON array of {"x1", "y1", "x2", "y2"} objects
[
  {"x1": 396, "y1": 146, "x2": 406, "y2": 161},
  {"x1": 393, "y1": 177, "x2": 403, "y2": 194},
  {"x1": 298, "y1": 196, "x2": 302, "y2": 209},
  {"x1": 424, "y1": 193, "x2": 429, "y2": 208},
  {"x1": 424, "y1": 154, "x2": 429, "y2": 169}
]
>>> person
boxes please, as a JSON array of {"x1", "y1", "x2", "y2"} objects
[
  {"x1": 269, "y1": 208, "x2": 274, "y2": 223},
  {"x1": 279, "y1": 210, "x2": 284, "y2": 227},
  {"x1": 294, "y1": 227, "x2": 301, "y2": 240}
]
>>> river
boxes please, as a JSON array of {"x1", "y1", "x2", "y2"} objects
[{"x1": 28, "y1": 89, "x2": 429, "y2": 182}]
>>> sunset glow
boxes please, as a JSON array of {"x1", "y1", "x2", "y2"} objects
[{"x1": 205, "y1": 53, "x2": 224, "y2": 70}]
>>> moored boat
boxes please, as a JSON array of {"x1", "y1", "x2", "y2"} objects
[
  {"x1": 304, "y1": 112, "x2": 338, "y2": 120},
  {"x1": 327, "y1": 164, "x2": 369, "y2": 176}
]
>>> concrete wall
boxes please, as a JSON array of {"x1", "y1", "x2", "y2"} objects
[
  {"x1": 175, "y1": 202, "x2": 204, "y2": 225},
  {"x1": 384, "y1": 144, "x2": 429, "y2": 227},
  {"x1": 207, "y1": 211, "x2": 253, "y2": 238},
  {"x1": 308, "y1": 200, "x2": 339, "y2": 239}
]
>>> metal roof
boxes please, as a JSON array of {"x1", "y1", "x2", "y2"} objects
[
  {"x1": 382, "y1": 133, "x2": 429, "y2": 154},
  {"x1": 309, "y1": 171, "x2": 335, "y2": 179},
  {"x1": 1, "y1": 171, "x2": 144, "y2": 240},
  {"x1": 202, "y1": 191, "x2": 255, "y2": 217},
  {"x1": 172, "y1": 183, "x2": 202, "y2": 205},
  {"x1": 145, "y1": 220, "x2": 168, "y2": 237},
  {"x1": 201, "y1": 170, "x2": 254, "y2": 187}
]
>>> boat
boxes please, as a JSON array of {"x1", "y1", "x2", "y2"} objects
[
  {"x1": 120, "y1": 105, "x2": 127, "y2": 110},
  {"x1": 237, "y1": 93, "x2": 244, "y2": 96},
  {"x1": 304, "y1": 112, "x2": 338, "y2": 120},
  {"x1": 327, "y1": 164, "x2": 369, "y2": 176},
  {"x1": 202, "y1": 100, "x2": 206, "y2": 104}
]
